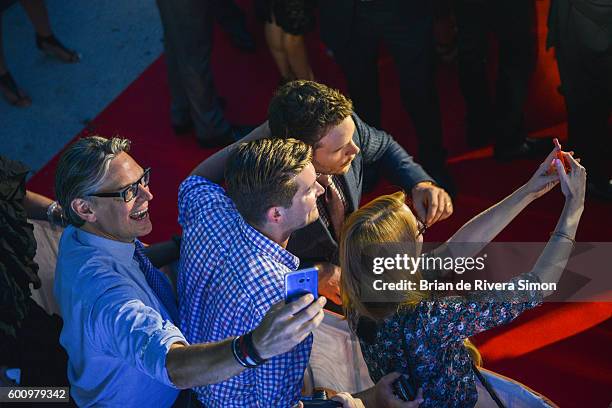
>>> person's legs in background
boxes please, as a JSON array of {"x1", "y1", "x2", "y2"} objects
[
  {"x1": 260, "y1": 0, "x2": 315, "y2": 82},
  {"x1": 385, "y1": 0, "x2": 450, "y2": 185},
  {"x1": 264, "y1": 20, "x2": 293, "y2": 82},
  {"x1": 213, "y1": 0, "x2": 255, "y2": 53},
  {"x1": 0, "y1": 0, "x2": 77, "y2": 107},
  {"x1": 20, "y1": 0, "x2": 78, "y2": 62},
  {"x1": 264, "y1": 19, "x2": 315, "y2": 82},
  {"x1": 556, "y1": 9, "x2": 612, "y2": 200},
  {"x1": 492, "y1": 0, "x2": 535, "y2": 157},
  {"x1": 456, "y1": 0, "x2": 548, "y2": 160},
  {"x1": 0, "y1": 13, "x2": 31, "y2": 106},
  {"x1": 162, "y1": 29, "x2": 193, "y2": 136},
  {"x1": 282, "y1": 31, "x2": 313, "y2": 81},
  {"x1": 156, "y1": 0, "x2": 233, "y2": 148},
  {"x1": 19, "y1": 0, "x2": 51, "y2": 36},
  {"x1": 157, "y1": 4, "x2": 197, "y2": 137},
  {"x1": 455, "y1": 0, "x2": 493, "y2": 148},
  {"x1": 331, "y1": 4, "x2": 381, "y2": 128},
  {"x1": 433, "y1": 0, "x2": 458, "y2": 63}
]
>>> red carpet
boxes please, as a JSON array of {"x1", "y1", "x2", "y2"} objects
[{"x1": 27, "y1": 1, "x2": 611, "y2": 406}]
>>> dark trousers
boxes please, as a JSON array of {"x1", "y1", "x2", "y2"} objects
[
  {"x1": 455, "y1": 0, "x2": 535, "y2": 148},
  {"x1": 331, "y1": 0, "x2": 447, "y2": 169},
  {"x1": 553, "y1": 1, "x2": 612, "y2": 183},
  {"x1": 214, "y1": 0, "x2": 247, "y2": 36},
  {"x1": 156, "y1": 0, "x2": 232, "y2": 142}
]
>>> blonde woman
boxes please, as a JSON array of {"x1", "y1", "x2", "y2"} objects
[{"x1": 339, "y1": 146, "x2": 585, "y2": 407}]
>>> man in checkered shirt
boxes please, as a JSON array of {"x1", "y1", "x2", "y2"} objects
[
  {"x1": 178, "y1": 138, "x2": 325, "y2": 407},
  {"x1": 178, "y1": 134, "x2": 426, "y2": 408}
]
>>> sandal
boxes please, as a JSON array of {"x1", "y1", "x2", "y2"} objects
[
  {"x1": 35, "y1": 34, "x2": 80, "y2": 63},
  {"x1": 0, "y1": 72, "x2": 31, "y2": 107}
]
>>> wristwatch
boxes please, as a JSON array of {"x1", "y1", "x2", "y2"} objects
[{"x1": 46, "y1": 201, "x2": 66, "y2": 227}]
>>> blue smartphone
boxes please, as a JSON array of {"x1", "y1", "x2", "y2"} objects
[{"x1": 285, "y1": 267, "x2": 319, "y2": 303}]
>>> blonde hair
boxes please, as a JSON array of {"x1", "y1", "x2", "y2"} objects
[
  {"x1": 340, "y1": 190, "x2": 482, "y2": 364},
  {"x1": 339, "y1": 191, "x2": 429, "y2": 321}
]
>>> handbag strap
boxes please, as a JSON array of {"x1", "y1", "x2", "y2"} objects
[{"x1": 471, "y1": 363, "x2": 506, "y2": 408}]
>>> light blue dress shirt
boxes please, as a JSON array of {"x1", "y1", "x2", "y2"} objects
[{"x1": 54, "y1": 226, "x2": 187, "y2": 407}]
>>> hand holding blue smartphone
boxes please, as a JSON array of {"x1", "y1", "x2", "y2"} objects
[{"x1": 284, "y1": 267, "x2": 319, "y2": 303}]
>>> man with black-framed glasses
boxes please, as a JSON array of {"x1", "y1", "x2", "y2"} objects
[{"x1": 52, "y1": 136, "x2": 327, "y2": 407}]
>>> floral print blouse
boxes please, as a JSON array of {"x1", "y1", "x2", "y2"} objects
[{"x1": 353, "y1": 273, "x2": 544, "y2": 408}]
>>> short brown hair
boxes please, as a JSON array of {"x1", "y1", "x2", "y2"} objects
[
  {"x1": 225, "y1": 138, "x2": 312, "y2": 227},
  {"x1": 268, "y1": 80, "x2": 353, "y2": 146}
]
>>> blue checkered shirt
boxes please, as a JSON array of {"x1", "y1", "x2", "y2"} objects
[{"x1": 177, "y1": 176, "x2": 312, "y2": 408}]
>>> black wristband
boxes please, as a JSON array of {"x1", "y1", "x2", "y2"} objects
[
  {"x1": 231, "y1": 336, "x2": 256, "y2": 368},
  {"x1": 244, "y1": 331, "x2": 268, "y2": 366}
]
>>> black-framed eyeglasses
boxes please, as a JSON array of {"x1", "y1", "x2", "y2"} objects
[
  {"x1": 416, "y1": 218, "x2": 428, "y2": 237},
  {"x1": 405, "y1": 196, "x2": 428, "y2": 238},
  {"x1": 88, "y1": 167, "x2": 151, "y2": 203}
]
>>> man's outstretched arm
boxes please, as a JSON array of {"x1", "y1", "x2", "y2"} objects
[
  {"x1": 190, "y1": 122, "x2": 270, "y2": 182},
  {"x1": 167, "y1": 295, "x2": 326, "y2": 389}
]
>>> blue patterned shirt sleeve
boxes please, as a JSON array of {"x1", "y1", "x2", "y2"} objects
[{"x1": 177, "y1": 176, "x2": 308, "y2": 407}]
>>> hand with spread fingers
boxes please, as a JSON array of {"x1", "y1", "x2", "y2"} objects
[{"x1": 252, "y1": 294, "x2": 327, "y2": 360}]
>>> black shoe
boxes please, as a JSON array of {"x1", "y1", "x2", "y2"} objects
[
  {"x1": 587, "y1": 179, "x2": 612, "y2": 201},
  {"x1": 36, "y1": 34, "x2": 80, "y2": 63},
  {"x1": 494, "y1": 137, "x2": 552, "y2": 161}
]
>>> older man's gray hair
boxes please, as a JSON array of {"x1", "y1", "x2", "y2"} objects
[{"x1": 55, "y1": 136, "x2": 131, "y2": 226}]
